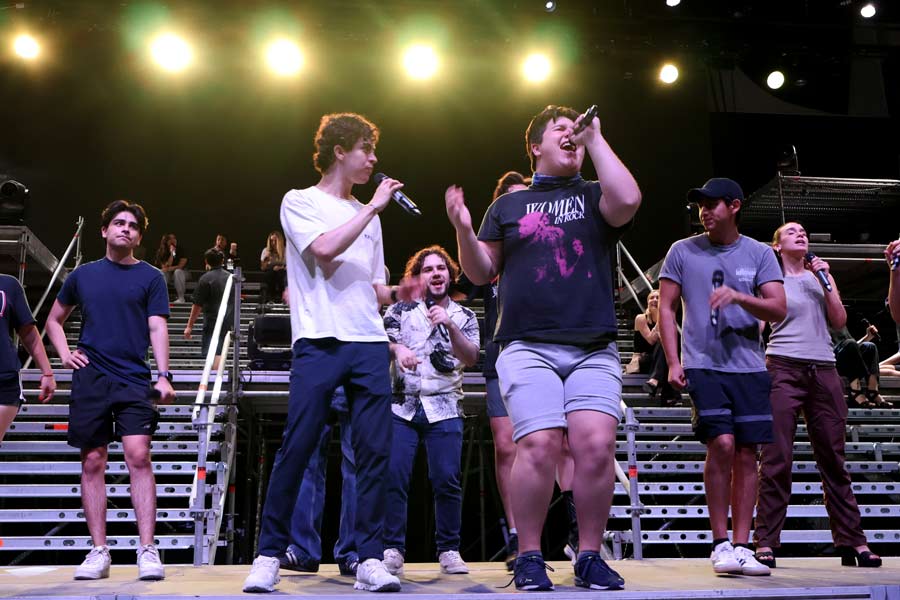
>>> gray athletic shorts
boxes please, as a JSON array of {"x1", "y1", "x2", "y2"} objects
[{"x1": 495, "y1": 340, "x2": 623, "y2": 442}]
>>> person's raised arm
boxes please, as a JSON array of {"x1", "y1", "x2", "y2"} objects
[
  {"x1": 635, "y1": 313, "x2": 658, "y2": 346},
  {"x1": 658, "y1": 279, "x2": 685, "y2": 389},
  {"x1": 445, "y1": 185, "x2": 502, "y2": 285}
]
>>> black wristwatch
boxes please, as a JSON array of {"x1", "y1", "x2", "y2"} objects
[{"x1": 157, "y1": 371, "x2": 174, "y2": 383}]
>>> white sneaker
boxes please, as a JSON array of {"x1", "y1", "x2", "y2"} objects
[
  {"x1": 710, "y1": 540, "x2": 742, "y2": 575},
  {"x1": 242, "y1": 555, "x2": 281, "y2": 593},
  {"x1": 734, "y1": 545, "x2": 771, "y2": 576},
  {"x1": 137, "y1": 544, "x2": 165, "y2": 580},
  {"x1": 74, "y1": 545, "x2": 111, "y2": 580},
  {"x1": 439, "y1": 550, "x2": 469, "y2": 574},
  {"x1": 354, "y1": 558, "x2": 402, "y2": 592},
  {"x1": 382, "y1": 548, "x2": 404, "y2": 576}
]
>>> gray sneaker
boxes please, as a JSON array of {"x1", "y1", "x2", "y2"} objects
[
  {"x1": 242, "y1": 555, "x2": 281, "y2": 593},
  {"x1": 137, "y1": 544, "x2": 165, "y2": 581},
  {"x1": 382, "y1": 548, "x2": 404, "y2": 576},
  {"x1": 74, "y1": 545, "x2": 111, "y2": 580},
  {"x1": 354, "y1": 558, "x2": 401, "y2": 592}
]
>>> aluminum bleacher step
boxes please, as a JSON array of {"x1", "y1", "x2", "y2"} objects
[
  {"x1": 608, "y1": 504, "x2": 900, "y2": 519},
  {"x1": 0, "y1": 441, "x2": 219, "y2": 455},
  {"x1": 620, "y1": 460, "x2": 898, "y2": 474},
  {"x1": 5, "y1": 422, "x2": 221, "y2": 436},
  {"x1": 613, "y1": 481, "x2": 900, "y2": 496},
  {"x1": 0, "y1": 461, "x2": 217, "y2": 475},
  {"x1": 0, "y1": 508, "x2": 195, "y2": 522},
  {"x1": 0, "y1": 535, "x2": 204, "y2": 551},
  {"x1": 632, "y1": 529, "x2": 900, "y2": 544},
  {"x1": 0, "y1": 484, "x2": 197, "y2": 497}
]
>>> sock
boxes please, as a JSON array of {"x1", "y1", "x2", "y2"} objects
[
  {"x1": 734, "y1": 543, "x2": 753, "y2": 550},
  {"x1": 712, "y1": 537, "x2": 729, "y2": 550}
]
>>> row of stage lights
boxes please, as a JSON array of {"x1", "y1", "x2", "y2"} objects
[{"x1": 8, "y1": 32, "x2": 798, "y2": 90}]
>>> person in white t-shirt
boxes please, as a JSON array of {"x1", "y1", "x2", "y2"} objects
[{"x1": 243, "y1": 112, "x2": 418, "y2": 594}]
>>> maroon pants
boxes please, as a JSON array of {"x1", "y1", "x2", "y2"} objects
[{"x1": 754, "y1": 355, "x2": 867, "y2": 549}]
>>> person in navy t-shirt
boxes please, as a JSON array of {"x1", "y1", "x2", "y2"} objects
[
  {"x1": 46, "y1": 200, "x2": 175, "y2": 582},
  {"x1": 0, "y1": 274, "x2": 57, "y2": 442},
  {"x1": 445, "y1": 105, "x2": 641, "y2": 591}
]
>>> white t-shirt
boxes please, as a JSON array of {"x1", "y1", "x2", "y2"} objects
[{"x1": 280, "y1": 186, "x2": 387, "y2": 344}]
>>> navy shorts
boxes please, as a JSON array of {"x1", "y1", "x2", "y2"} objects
[
  {"x1": 0, "y1": 372, "x2": 23, "y2": 407},
  {"x1": 485, "y1": 377, "x2": 507, "y2": 418},
  {"x1": 684, "y1": 369, "x2": 773, "y2": 444},
  {"x1": 67, "y1": 363, "x2": 159, "y2": 449}
]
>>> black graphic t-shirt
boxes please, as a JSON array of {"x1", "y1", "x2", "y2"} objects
[{"x1": 477, "y1": 179, "x2": 627, "y2": 347}]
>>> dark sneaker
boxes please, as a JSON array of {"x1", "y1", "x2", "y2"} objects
[
  {"x1": 574, "y1": 552, "x2": 625, "y2": 590},
  {"x1": 279, "y1": 548, "x2": 319, "y2": 573},
  {"x1": 338, "y1": 556, "x2": 359, "y2": 577},
  {"x1": 504, "y1": 534, "x2": 519, "y2": 572},
  {"x1": 513, "y1": 554, "x2": 554, "y2": 591}
]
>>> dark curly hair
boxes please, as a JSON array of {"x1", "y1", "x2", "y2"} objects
[
  {"x1": 524, "y1": 105, "x2": 580, "y2": 172},
  {"x1": 101, "y1": 199, "x2": 148, "y2": 234},
  {"x1": 313, "y1": 113, "x2": 380, "y2": 174},
  {"x1": 403, "y1": 245, "x2": 460, "y2": 283},
  {"x1": 492, "y1": 171, "x2": 530, "y2": 200}
]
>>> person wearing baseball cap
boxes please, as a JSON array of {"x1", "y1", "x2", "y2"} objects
[{"x1": 657, "y1": 177, "x2": 786, "y2": 577}]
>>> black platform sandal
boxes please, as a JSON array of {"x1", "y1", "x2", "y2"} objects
[
  {"x1": 838, "y1": 547, "x2": 882, "y2": 568},
  {"x1": 847, "y1": 381, "x2": 876, "y2": 409},
  {"x1": 754, "y1": 550, "x2": 776, "y2": 569},
  {"x1": 865, "y1": 389, "x2": 893, "y2": 408}
]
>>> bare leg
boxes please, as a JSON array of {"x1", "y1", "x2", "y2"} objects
[
  {"x1": 731, "y1": 444, "x2": 758, "y2": 544},
  {"x1": 81, "y1": 446, "x2": 109, "y2": 547},
  {"x1": 509, "y1": 428, "x2": 564, "y2": 552},
  {"x1": 489, "y1": 416, "x2": 517, "y2": 530},
  {"x1": 566, "y1": 411, "x2": 618, "y2": 553},
  {"x1": 704, "y1": 434, "x2": 736, "y2": 540},
  {"x1": 555, "y1": 435, "x2": 574, "y2": 491},
  {"x1": 0, "y1": 405, "x2": 19, "y2": 443},
  {"x1": 123, "y1": 435, "x2": 157, "y2": 545}
]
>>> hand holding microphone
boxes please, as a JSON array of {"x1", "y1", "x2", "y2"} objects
[
  {"x1": 373, "y1": 172, "x2": 422, "y2": 216},
  {"x1": 710, "y1": 269, "x2": 724, "y2": 327},
  {"x1": 571, "y1": 104, "x2": 598, "y2": 139},
  {"x1": 804, "y1": 252, "x2": 833, "y2": 292},
  {"x1": 425, "y1": 293, "x2": 450, "y2": 340},
  {"x1": 885, "y1": 239, "x2": 900, "y2": 271}
]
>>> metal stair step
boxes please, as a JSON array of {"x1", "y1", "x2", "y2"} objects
[
  {"x1": 0, "y1": 535, "x2": 201, "y2": 551},
  {"x1": 0, "y1": 441, "x2": 219, "y2": 455},
  {"x1": 0, "y1": 461, "x2": 216, "y2": 475},
  {"x1": 0, "y1": 508, "x2": 195, "y2": 522},
  {"x1": 0, "y1": 484, "x2": 196, "y2": 497}
]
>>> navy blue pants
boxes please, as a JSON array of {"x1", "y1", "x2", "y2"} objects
[
  {"x1": 383, "y1": 404, "x2": 464, "y2": 556},
  {"x1": 257, "y1": 338, "x2": 392, "y2": 562}
]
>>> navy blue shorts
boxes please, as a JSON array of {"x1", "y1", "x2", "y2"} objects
[
  {"x1": 0, "y1": 372, "x2": 23, "y2": 407},
  {"x1": 67, "y1": 363, "x2": 159, "y2": 449},
  {"x1": 485, "y1": 377, "x2": 507, "y2": 418},
  {"x1": 684, "y1": 369, "x2": 773, "y2": 444}
]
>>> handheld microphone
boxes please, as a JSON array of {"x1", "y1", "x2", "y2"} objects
[
  {"x1": 804, "y1": 252, "x2": 833, "y2": 292},
  {"x1": 571, "y1": 104, "x2": 598, "y2": 137},
  {"x1": 373, "y1": 173, "x2": 422, "y2": 216},
  {"x1": 892, "y1": 253, "x2": 900, "y2": 271},
  {"x1": 424, "y1": 293, "x2": 450, "y2": 341},
  {"x1": 711, "y1": 269, "x2": 724, "y2": 327},
  {"x1": 861, "y1": 318, "x2": 881, "y2": 342}
]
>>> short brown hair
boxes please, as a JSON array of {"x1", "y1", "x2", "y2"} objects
[
  {"x1": 525, "y1": 105, "x2": 579, "y2": 171},
  {"x1": 101, "y1": 200, "x2": 148, "y2": 234},
  {"x1": 492, "y1": 171, "x2": 529, "y2": 201},
  {"x1": 403, "y1": 245, "x2": 460, "y2": 283},
  {"x1": 313, "y1": 113, "x2": 380, "y2": 174}
]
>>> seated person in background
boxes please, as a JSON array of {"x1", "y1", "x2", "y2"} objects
[
  {"x1": 184, "y1": 248, "x2": 234, "y2": 371},
  {"x1": 628, "y1": 289, "x2": 681, "y2": 406},
  {"x1": 260, "y1": 231, "x2": 287, "y2": 305},
  {"x1": 155, "y1": 233, "x2": 189, "y2": 303},
  {"x1": 831, "y1": 323, "x2": 891, "y2": 407},
  {"x1": 214, "y1": 234, "x2": 239, "y2": 268}
]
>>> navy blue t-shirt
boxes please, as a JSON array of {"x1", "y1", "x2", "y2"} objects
[
  {"x1": 0, "y1": 274, "x2": 35, "y2": 376},
  {"x1": 477, "y1": 179, "x2": 627, "y2": 346},
  {"x1": 57, "y1": 258, "x2": 170, "y2": 386}
]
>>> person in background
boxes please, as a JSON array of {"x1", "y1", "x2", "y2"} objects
[
  {"x1": 184, "y1": 248, "x2": 234, "y2": 372},
  {"x1": 629, "y1": 289, "x2": 680, "y2": 406},
  {"x1": 156, "y1": 233, "x2": 189, "y2": 303},
  {"x1": 831, "y1": 323, "x2": 891, "y2": 408},
  {"x1": 260, "y1": 231, "x2": 288, "y2": 305}
]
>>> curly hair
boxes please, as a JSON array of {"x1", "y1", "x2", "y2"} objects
[
  {"x1": 403, "y1": 245, "x2": 460, "y2": 283},
  {"x1": 492, "y1": 171, "x2": 530, "y2": 200},
  {"x1": 524, "y1": 105, "x2": 580, "y2": 171},
  {"x1": 101, "y1": 199, "x2": 148, "y2": 234},
  {"x1": 313, "y1": 113, "x2": 380, "y2": 174}
]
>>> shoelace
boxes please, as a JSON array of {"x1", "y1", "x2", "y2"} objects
[
  {"x1": 138, "y1": 546, "x2": 160, "y2": 563},
  {"x1": 499, "y1": 556, "x2": 554, "y2": 589},
  {"x1": 84, "y1": 548, "x2": 108, "y2": 565},
  {"x1": 577, "y1": 553, "x2": 623, "y2": 585}
]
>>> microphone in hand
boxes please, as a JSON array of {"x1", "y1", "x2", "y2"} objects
[
  {"x1": 374, "y1": 172, "x2": 422, "y2": 216},
  {"x1": 425, "y1": 293, "x2": 450, "y2": 340},
  {"x1": 711, "y1": 269, "x2": 724, "y2": 327},
  {"x1": 804, "y1": 252, "x2": 833, "y2": 292},
  {"x1": 571, "y1": 104, "x2": 598, "y2": 137}
]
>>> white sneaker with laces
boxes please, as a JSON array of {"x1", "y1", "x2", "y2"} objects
[
  {"x1": 137, "y1": 544, "x2": 165, "y2": 580},
  {"x1": 439, "y1": 550, "x2": 469, "y2": 574},
  {"x1": 74, "y1": 545, "x2": 111, "y2": 580},
  {"x1": 242, "y1": 555, "x2": 281, "y2": 593},
  {"x1": 353, "y1": 558, "x2": 402, "y2": 592},
  {"x1": 710, "y1": 540, "x2": 742, "y2": 575},
  {"x1": 382, "y1": 548, "x2": 404, "y2": 576},
  {"x1": 734, "y1": 545, "x2": 771, "y2": 576}
]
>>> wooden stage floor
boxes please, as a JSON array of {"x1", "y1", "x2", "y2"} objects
[{"x1": 1, "y1": 559, "x2": 898, "y2": 599}]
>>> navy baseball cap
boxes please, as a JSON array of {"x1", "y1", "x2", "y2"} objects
[{"x1": 687, "y1": 178, "x2": 744, "y2": 203}]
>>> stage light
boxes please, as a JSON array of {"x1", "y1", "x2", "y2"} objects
[
  {"x1": 860, "y1": 3, "x2": 876, "y2": 18},
  {"x1": 659, "y1": 63, "x2": 679, "y2": 84},
  {"x1": 266, "y1": 39, "x2": 303, "y2": 76},
  {"x1": 666, "y1": 0, "x2": 681, "y2": 6},
  {"x1": 544, "y1": 1, "x2": 557, "y2": 12},
  {"x1": 766, "y1": 70, "x2": 785, "y2": 90},
  {"x1": 13, "y1": 34, "x2": 40, "y2": 60},
  {"x1": 522, "y1": 53, "x2": 552, "y2": 83},
  {"x1": 0, "y1": 180, "x2": 29, "y2": 225},
  {"x1": 403, "y1": 44, "x2": 438, "y2": 80},
  {"x1": 150, "y1": 33, "x2": 193, "y2": 72}
]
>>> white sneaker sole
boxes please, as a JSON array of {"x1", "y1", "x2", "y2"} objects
[
  {"x1": 74, "y1": 568, "x2": 110, "y2": 580},
  {"x1": 242, "y1": 576, "x2": 279, "y2": 593},
  {"x1": 740, "y1": 566, "x2": 771, "y2": 576},
  {"x1": 139, "y1": 570, "x2": 165, "y2": 581},
  {"x1": 353, "y1": 579, "x2": 401, "y2": 592},
  {"x1": 713, "y1": 562, "x2": 743, "y2": 574},
  {"x1": 440, "y1": 565, "x2": 470, "y2": 574}
]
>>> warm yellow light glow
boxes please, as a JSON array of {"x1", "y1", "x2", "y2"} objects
[
  {"x1": 266, "y1": 39, "x2": 303, "y2": 76},
  {"x1": 13, "y1": 34, "x2": 40, "y2": 60},
  {"x1": 767, "y1": 70, "x2": 785, "y2": 90},
  {"x1": 659, "y1": 63, "x2": 679, "y2": 84},
  {"x1": 403, "y1": 44, "x2": 439, "y2": 80},
  {"x1": 522, "y1": 53, "x2": 552, "y2": 83},
  {"x1": 150, "y1": 33, "x2": 193, "y2": 72}
]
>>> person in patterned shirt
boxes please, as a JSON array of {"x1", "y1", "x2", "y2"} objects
[{"x1": 381, "y1": 245, "x2": 480, "y2": 577}]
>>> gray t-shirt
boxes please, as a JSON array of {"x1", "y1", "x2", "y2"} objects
[
  {"x1": 766, "y1": 272, "x2": 835, "y2": 364},
  {"x1": 660, "y1": 234, "x2": 783, "y2": 373}
]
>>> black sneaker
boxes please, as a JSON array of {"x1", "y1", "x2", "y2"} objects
[
  {"x1": 504, "y1": 534, "x2": 519, "y2": 572},
  {"x1": 513, "y1": 554, "x2": 554, "y2": 591},
  {"x1": 574, "y1": 552, "x2": 624, "y2": 590},
  {"x1": 279, "y1": 548, "x2": 319, "y2": 573},
  {"x1": 338, "y1": 556, "x2": 359, "y2": 577}
]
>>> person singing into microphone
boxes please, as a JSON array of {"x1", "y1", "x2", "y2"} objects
[
  {"x1": 446, "y1": 105, "x2": 640, "y2": 591},
  {"x1": 243, "y1": 112, "x2": 418, "y2": 594},
  {"x1": 658, "y1": 178, "x2": 785, "y2": 577},
  {"x1": 753, "y1": 222, "x2": 881, "y2": 569}
]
